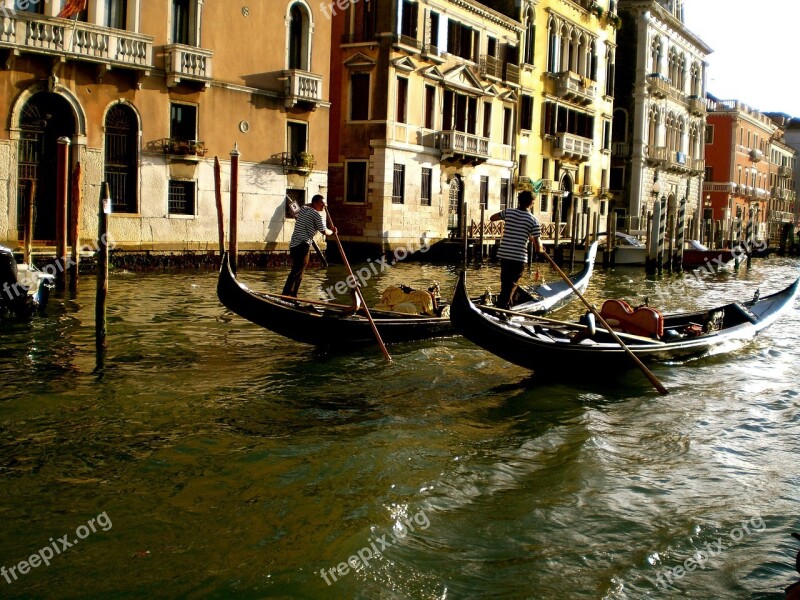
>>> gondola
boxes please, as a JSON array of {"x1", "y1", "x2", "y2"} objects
[
  {"x1": 216, "y1": 242, "x2": 598, "y2": 346},
  {"x1": 450, "y1": 268, "x2": 800, "y2": 372}
]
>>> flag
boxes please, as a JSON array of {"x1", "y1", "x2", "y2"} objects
[
  {"x1": 532, "y1": 178, "x2": 544, "y2": 194},
  {"x1": 57, "y1": 0, "x2": 87, "y2": 19}
]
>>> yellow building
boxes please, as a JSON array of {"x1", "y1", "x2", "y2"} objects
[
  {"x1": 0, "y1": 0, "x2": 330, "y2": 252},
  {"x1": 515, "y1": 0, "x2": 618, "y2": 244}
]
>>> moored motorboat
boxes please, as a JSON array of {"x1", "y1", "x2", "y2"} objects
[
  {"x1": 217, "y1": 242, "x2": 598, "y2": 346},
  {"x1": 449, "y1": 268, "x2": 800, "y2": 372},
  {"x1": 0, "y1": 246, "x2": 54, "y2": 321}
]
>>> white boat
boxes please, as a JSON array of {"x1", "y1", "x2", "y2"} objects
[{"x1": 1, "y1": 246, "x2": 54, "y2": 321}]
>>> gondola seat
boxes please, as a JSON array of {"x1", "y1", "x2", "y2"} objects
[{"x1": 600, "y1": 299, "x2": 664, "y2": 339}]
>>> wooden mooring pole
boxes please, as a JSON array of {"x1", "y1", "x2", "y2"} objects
[
  {"x1": 55, "y1": 137, "x2": 70, "y2": 290},
  {"x1": 69, "y1": 162, "x2": 82, "y2": 293},
  {"x1": 229, "y1": 144, "x2": 240, "y2": 273},
  {"x1": 96, "y1": 182, "x2": 110, "y2": 354},
  {"x1": 23, "y1": 182, "x2": 35, "y2": 266}
]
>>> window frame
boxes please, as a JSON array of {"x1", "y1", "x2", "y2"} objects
[
  {"x1": 168, "y1": 179, "x2": 197, "y2": 217},
  {"x1": 345, "y1": 160, "x2": 368, "y2": 204}
]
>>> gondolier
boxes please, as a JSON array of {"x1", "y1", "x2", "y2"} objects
[
  {"x1": 490, "y1": 190, "x2": 544, "y2": 309},
  {"x1": 282, "y1": 195, "x2": 336, "y2": 297}
]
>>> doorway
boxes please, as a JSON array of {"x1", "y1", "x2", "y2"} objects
[{"x1": 17, "y1": 92, "x2": 76, "y2": 243}]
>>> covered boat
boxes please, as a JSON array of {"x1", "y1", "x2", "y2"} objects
[
  {"x1": 449, "y1": 268, "x2": 800, "y2": 372},
  {"x1": 216, "y1": 242, "x2": 598, "y2": 346}
]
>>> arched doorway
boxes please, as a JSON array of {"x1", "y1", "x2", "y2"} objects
[{"x1": 17, "y1": 92, "x2": 76, "y2": 242}]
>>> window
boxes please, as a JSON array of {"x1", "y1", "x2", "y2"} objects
[
  {"x1": 600, "y1": 200, "x2": 607, "y2": 216},
  {"x1": 602, "y1": 120, "x2": 611, "y2": 151},
  {"x1": 704, "y1": 125, "x2": 713, "y2": 144},
  {"x1": 400, "y1": 0, "x2": 418, "y2": 39},
  {"x1": 345, "y1": 161, "x2": 367, "y2": 203},
  {"x1": 429, "y1": 12, "x2": 440, "y2": 50},
  {"x1": 288, "y1": 4, "x2": 304, "y2": 69},
  {"x1": 483, "y1": 102, "x2": 492, "y2": 138},
  {"x1": 479, "y1": 176, "x2": 488, "y2": 209},
  {"x1": 350, "y1": 73, "x2": 370, "y2": 120},
  {"x1": 396, "y1": 77, "x2": 408, "y2": 124},
  {"x1": 172, "y1": 0, "x2": 191, "y2": 44},
  {"x1": 287, "y1": 121, "x2": 307, "y2": 156},
  {"x1": 104, "y1": 104, "x2": 138, "y2": 214},
  {"x1": 503, "y1": 107, "x2": 512, "y2": 145},
  {"x1": 168, "y1": 180, "x2": 195, "y2": 215},
  {"x1": 392, "y1": 164, "x2": 405, "y2": 204},
  {"x1": 520, "y1": 95, "x2": 534, "y2": 131},
  {"x1": 610, "y1": 166, "x2": 624, "y2": 190},
  {"x1": 523, "y1": 8, "x2": 535, "y2": 65},
  {"x1": 424, "y1": 85, "x2": 436, "y2": 129},
  {"x1": 448, "y1": 21, "x2": 478, "y2": 62},
  {"x1": 104, "y1": 0, "x2": 127, "y2": 29},
  {"x1": 421, "y1": 167, "x2": 432, "y2": 206},
  {"x1": 541, "y1": 195, "x2": 549, "y2": 213},
  {"x1": 170, "y1": 103, "x2": 197, "y2": 142},
  {"x1": 500, "y1": 178, "x2": 510, "y2": 211}
]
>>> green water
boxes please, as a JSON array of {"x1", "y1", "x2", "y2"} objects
[{"x1": 1, "y1": 257, "x2": 799, "y2": 599}]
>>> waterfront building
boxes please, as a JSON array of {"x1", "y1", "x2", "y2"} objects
[
  {"x1": 515, "y1": 0, "x2": 618, "y2": 244},
  {"x1": 773, "y1": 115, "x2": 800, "y2": 231},
  {"x1": 704, "y1": 98, "x2": 778, "y2": 244},
  {"x1": 327, "y1": 0, "x2": 522, "y2": 252},
  {"x1": 0, "y1": 0, "x2": 330, "y2": 252},
  {"x1": 763, "y1": 114, "x2": 796, "y2": 246},
  {"x1": 612, "y1": 0, "x2": 710, "y2": 238}
]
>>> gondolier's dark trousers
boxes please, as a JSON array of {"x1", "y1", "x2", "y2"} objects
[
  {"x1": 282, "y1": 243, "x2": 311, "y2": 297},
  {"x1": 497, "y1": 259, "x2": 526, "y2": 309}
]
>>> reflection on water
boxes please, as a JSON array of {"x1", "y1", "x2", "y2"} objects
[{"x1": 0, "y1": 257, "x2": 799, "y2": 598}]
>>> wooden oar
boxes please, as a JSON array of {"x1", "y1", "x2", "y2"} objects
[
  {"x1": 479, "y1": 305, "x2": 665, "y2": 345},
  {"x1": 542, "y1": 251, "x2": 669, "y2": 395},
  {"x1": 325, "y1": 208, "x2": 393, "y2": 363}
]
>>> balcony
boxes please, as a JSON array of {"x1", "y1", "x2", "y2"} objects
[
  {"x1": 579, "y1": 184, "x2": 593, "y2": 196},
  {"x1": 692, "y1": 158, "x2": 705, "y2": 173},
  {"x1": 479, "y1": 54, "x2": 502, "y2": 80},
  {"x1": 440, "y1": 130, "x2": 489, "y2": 162},
  {"x1": 554, "y1": 71, "x2": 596, "y2": 106},
  {"x1": 282, "y1": 69, "x2": 323, "y2": 110},
  {"x1": 280, "y1": 151, "x2": 315, "y2": 174},
  {"x1": 611, "y1": 141, "x2": 631, "y2": 157},
  {"x1": 392, "y1": 33, "x2": 422, "y2": 52},
  {"x1": 161, "y1": 138, "x2": 206, "y2": 160},
  {"x1": 772, "y1": 187, "x2": 787, "y2": 200},
  {"x1": 688, "y1": 95, "x2": 706, "y2": 115},
  {"x1": 768, "y1": 210, "x2": 794, "y2": 223},
  {"x1": 778, "y1": 164, "x2": 792, "y2": 178},
  {"x1": 164, "y1": 43, "x2": 212, "y2": 87},
  {"x1": 646, "y1": 145, "x2": 667, "y2": 165},
  {"x1": 646, "y1": 73, "x2": 670, "y2": 98},
  {"x1": 0, "y1": 12, "x2": 153, "y2": 76},
  {"x1": 667, "y1": 151, "x2": 691, "y2": 173},
  {"x1": 553, "y1": 132, "x2": 592, "y2": 161},
  {"x1": 504, "y1": 63, "x2": 520, "y2": 86}
]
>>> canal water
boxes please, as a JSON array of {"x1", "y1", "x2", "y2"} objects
[{"x1": 1, "y1": 254, "x2": 799, "y2": 599}]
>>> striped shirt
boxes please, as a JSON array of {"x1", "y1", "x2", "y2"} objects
[
  {"x1": 289, "y1": 205, "x2": 326, "y2": 248},
  {"x1": 496, "y1": 208, "x2": 541, "y2": 263}
]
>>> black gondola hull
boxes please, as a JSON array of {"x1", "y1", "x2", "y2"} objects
[{"x1": 450, "y1": 269, "x2": 800, "y2": 372}]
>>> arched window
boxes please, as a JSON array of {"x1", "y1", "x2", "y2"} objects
[
  {"x1": 690, "y1": 62, "x2": 701, "y2": 96},
  {"x1": 104, "y1": 104, "x2": 139, "y2": 214},
  {"x1": 605, "y1": 45, "x2": 615, "y2": 96},
  {"x1": 523, "y1": 8, "x2": 535, "y2": 65},
  {"x1": 547, "y1": 18, "x2": 559, "y2": 73},
  {"x1": 287, "y1": 2, "x2": 312, "y2": 71},
  {"x1": 650, "y1": 36, "x2": 661, "y2": 74}
]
